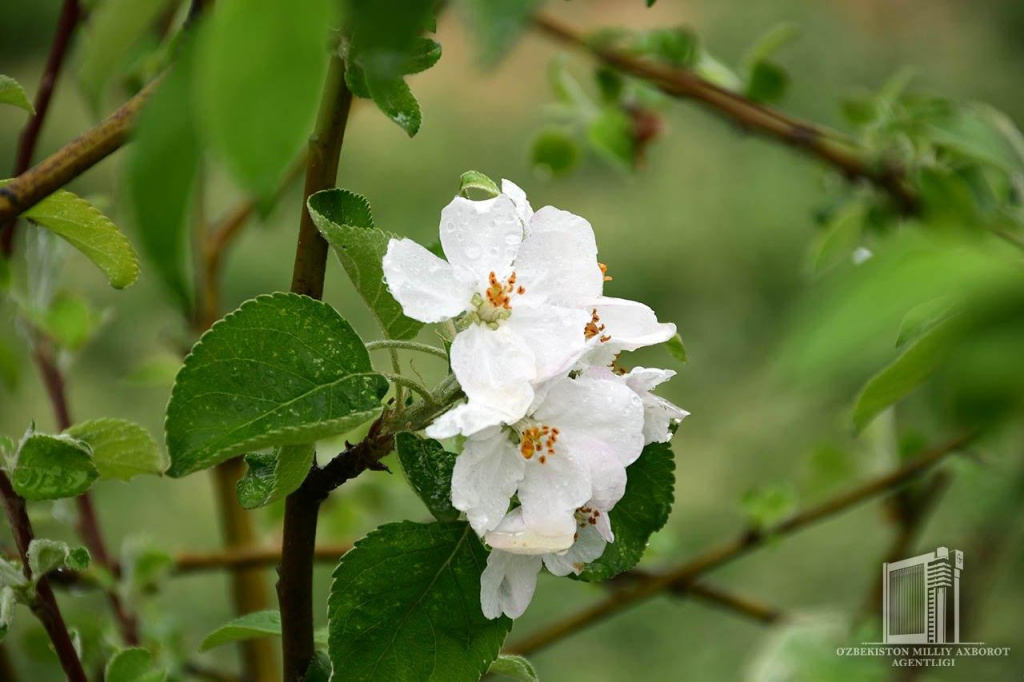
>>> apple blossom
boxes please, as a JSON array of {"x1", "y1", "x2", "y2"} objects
[{"x1": 586, "y1": 366, "x2": 689, "y2": 444}]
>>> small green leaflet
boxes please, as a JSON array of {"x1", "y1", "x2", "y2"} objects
[
  {"x1": 461, "y1": 0, "x2": 542, "y2": 68},
  {"x1": 236, "y1": 444, "x2": 315, "y2": 510},
  {"x1": 665, "y1": 333, "x2": 688, "y2": 364},
  {"x1": 200, "y1": 610, "x2": 282, "y2": 651},
  {"x1": 165, "y1": 293, "x2": 387, "y2": 477},
  {"x1": 0, "y1": 75, "x2": 34, "y2": 115},
  {"x1": 11, "y1": 431, "x2": 98, "y2": 501},
  {"x1": 65, "y1": 418, "x2": 166, "y2": 481},
  {"x1": 27, "y1": 539, "x2": 90, "y2": 577},
  {"x1": 852, "y1": 317, "x2": 960, "y2": 432},
  {"x1": 308, "y1": 188, "x2": 423, "y2": 340},
  {"x1": 531, "y1": 130, "x2": 580, "y2": 178},
  {"x1": 327, "y1": 521, "x2": 511, "y2": 681},
  {"x1": 105, "y1": 647, "x2": 167, "y2": 682},
  {"x1": 580, "y1": 442, "x2": 675, "y2": 581},
  {"x1": 0, "y1": 182, "x2": 140, "y2": 289},
  {"x1": 807, "y1": 201, "x2": 865, "y2": 275},
  {"x1": 22, "y1": 291, "x2": 101, "y2": 351},
  {"x1": 588, "y1": 108, "x2": 635, "y2": 170},
  {"x1": 396, "y1": 433, "x2": 459, "y2": 521},
  {"x1": 0, "y1": 588, "x2": 15, "y2": 642},
  {"x1": 458, "y1": 170, "x2": 499, "y2": 199},
  {"x1": 741, "y1": 485, "x2": 798, "y2": 531},
  {"x1": 487, "y1": 654, "x2": 538, "y2": 680}
]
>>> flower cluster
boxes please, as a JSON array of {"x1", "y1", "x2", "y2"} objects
[{"x1": 382, "y1": 180, "x2": 687, "y2": 619}]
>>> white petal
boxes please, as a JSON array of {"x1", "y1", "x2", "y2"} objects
[
  {"x1": 584, "y1": 297, "x2": 676, "y2": 362},
  {"x1": 514, "y1": 206, "x2": 603, "y2": 307},
  {"x1": 641, "y1": 394, "x2": 689, "y2": 444},
  {"x1": 542, "y1": 525, "x2": 607, "y2": 577},
  {"x1": 449, "y1": 323, "x2": 537, "y2": 427},
  {"x1": 382, "y1": 239, "x2": 475, "y2": 323},
  {"x1": 480, "y1": 550, "x2": 542, "y2": 620},
  {"x1": 517, "y1": 449, "x2": 591, "y2": 539},
  {"x1": 593, "y1": 511, "x2": 614, "y2": 543},
  {"x1": 534, "y1": 374, "x2": 645, "y2": 466},
  {"x1": 501, "y1": 179, "x2": 534, "y2": 225},
  {"x1": 485, "y1": 508, "x2": 575, "y2": 555},
  {"x1": 504, "y1": 303, "x2": 590, "y2": 382},
  {"x1": 439, "y1": 194, "x2": 523, "y2": 284},
  {"x1": 623, "y1": 367, "x2": 676, "y2": 394},
  {"x1": 581, "y1": 438, "x2": 627, "y2": 512},
  {"x1": 451, "y1": 429, "x2": 525, "y2": 535},
  {"x1": 426, "y1": 402, "x2": 509, "y2": 439}
]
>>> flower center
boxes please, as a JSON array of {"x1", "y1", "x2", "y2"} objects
[
  {"x1": 468, "y1": 271, "x2": 525, "y2": 327},
  {"x1": 518, "y1": 424, "x2": 560, "y2": 464},
  {"x1": 572, "y1": 506, "x2": 602, "y2": 544},
  {"x1": 584, "y1": 308, "x2": 611, "y2": 343}
]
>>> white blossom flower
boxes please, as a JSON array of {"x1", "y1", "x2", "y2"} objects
[
  {"x1": 449, "y1": 373, "x2": 643, "y2": 537},
  {"x1": 579, "y1": 296, "x2": 678, "y2": 368},
  {"x1": 480, "y1": 507, "x2": 609, "y2": 619},
  {"x1": 383, "y1": 182, "x2": 603, "y2": 436},
  {"x1": 586, "y1": 366, "x2": 689, "y2": 444}
]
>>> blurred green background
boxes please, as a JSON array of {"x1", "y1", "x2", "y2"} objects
[{"x1": 2, "y1": 0, "x2": 1024, "y2": 679}]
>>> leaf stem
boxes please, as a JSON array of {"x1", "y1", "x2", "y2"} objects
[
  {"x1": 379, "y1": 372, "x2": 436, "y2": 407},
  {"x1": 365, "y1": 339, "x2": 449, "y2": 360}
]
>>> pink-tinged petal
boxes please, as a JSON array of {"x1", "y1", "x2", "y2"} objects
[
  {"x1": 517, "y1": 449, "x2": 591, "y2": 539},
  {"x1": 501, "y1": 179, "x2": 533, "y2": 225},
  {"x1": 382, "y1": 239, "x2": 475, "y2": 323},
  {"x1": 439, "y1": 194, "x2": 523, "y2": 284},
  {"x1": 505, "y1": 303, "x2": 590, "y2": 382},
  {"x1": 514, "y1": 206, "x2": 603, "y2": 307},
  {"x1": 449, "y1": 323, "x2": 537, "y2": 427},
  {"x1": 484, "y1": 508, "x2": 575, "y2": 555},
  {"x1": 450, "y1": 428, "x2": 525, "y2": 535},
  {"x1": 480, "y1": 550, "x2": 542, "y2": 620},
  {"x1": 542, "y1": 524, "x2": 607, "y2": 577}
]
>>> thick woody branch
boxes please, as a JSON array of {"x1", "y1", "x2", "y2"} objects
[
  {"x1": 505, "y1": 431, "x2": 975, "y2": 655},
  {"x1": 532, "y1": 14, "x2": 919, "y2": 213}
]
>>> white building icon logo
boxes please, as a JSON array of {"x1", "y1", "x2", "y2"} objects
[{"x1": 882, "y1": 546, "x2": 963, "y2": 644}]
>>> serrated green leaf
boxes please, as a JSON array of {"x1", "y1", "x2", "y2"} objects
[
  {"x1": 487, "y1": 654, "x2": 538, "y2": 680},
  {"x1": 588, "y1": 108, "x2": 634, "y2": 170},
  {"x1": 199, "y1": 610, "x2": 281, "y2": 651},
  {"x1": 852, "y1": 318, "x2": 960, "y2": 432},
  {"x1": 328, "y1": 521, "x2": 511, "y2": 681},
  {"x1": 2, "y1": 185, "x2": 140, "y2": 289},
  {"x1": 0, "y1": 75, "x2": 34, "y2": 115},
  {"x1": 12, "y1": 432, "x2": 98, "y2": 501},
  {"x1": 365, "y1": 74, "x2": 422, "y2": 137},
  {"x1": 531, "y1": 129, "x2": 580, "y2": 178},
  {"x1": 665, "y1": 333, "x2": 687, "y2": 364},
  {"x1": 165, "y1": 293, "x2": 388, "y2": 477},
  {"x1": 580, "y1": 442, "x2": 675, "y2": 581},
  {"x1": 745, "y1": 60, "x2": 789, "y2": 104},
  {"x1": 27, "y1": 540, "x2": 89, "y2": 577},
  {"x1": 196, "y1": 0, "x2": 333, "y2": 197},
  {"x1": 65, "y1": 418, "x2": 165, "y2": 482},
  {"x1": 236, "y1": 444, "x2": 315, "y2": 510},
  {"x1": 0, "y1": 588, "x2": 16, "y2": 642},
  {"x1": 458, "y1": 170, "x2": 499, "y2": 199},
  {"x1": 396, "y1": 433, "x2": 458, "y2": 521},
  {"x1": 308, "y1": 189, "x2": 423, "y2": 340},
  {"x1": 461, "y1": 0, "x2": 541, "y2": 68},
  {"x1": 105, "y1": 647, "x2": 167, "y2": 682},
  {"x1": 129, "y1": 51, "x2": 200, "y2": 311},
  {"x1": 403, "y1": 38, "x2": 442, "y2": 75}
]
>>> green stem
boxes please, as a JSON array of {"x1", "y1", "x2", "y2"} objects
[
  {"x1": 380, "y1": 373, "x2": 436, "y2": 407},
  {"x1": 365, "y1": 340, "x2": 449, "y2": 360}
]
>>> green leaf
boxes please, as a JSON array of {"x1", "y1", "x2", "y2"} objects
[
  {"x1": 458, "y1": 170, "x2": 499, "y2": 199},
  {"x1": 0, "y1": 559, "x2": 27, "y2": 589},
  {"x1": 741, "y1": 485, "x2": 797, "y2": 530},
  {"x1": 896, "y1": 298, "x2": 952, "y2": 348},
  {"x1": 76, "y1": 0, "x2": 177, "y2": 110},
  {"x1": 403, "y1": 38, "x2": 443, "y2": 75},
  {"x1": 852, "y1": 318, "x2": 959, "y2": 432},
  {"x1": 27, "y1": 540, "x2": 90, "y2": 577},
  {"x1": 531, "y1": 129, "x2": 580, "y2": 178},
  {"x1": 694, "y1": 52, "x2": 743, "y2": 91},
  {"x1": 327, "y1": 521, "x2": 511, "y2": 681},
  {"x1": 121, "y1": 538, "x2": 174, "y2": 596},
  {"x1": 165, "y1": 293, "x2": 388, "y2": 477},
  {"x1": 0, "y1": 75, "x2": 34, "y2": 115},
  {"x1": 929, "y1": 103, "x2": 1024, "y2": 175},
  {"x1": 807, "y1": 201, "x2": 865, "y2": 274},
  {"x1": 487, "y1": 654, "x2": 538, "y2": 680},
  {"x1": 365, "y1": 74, "x2": 422, "y2": 137},
  {"x1": 123, "y1": 354, "x2": 181, "y2": 387},
  {"x1": 396, "y1": 433, "x2": 458, "y2": 521},
  {"x1": 632, "y1": 27, "x2": 699, "y2": 68},
  {"x1": 65, "y1": 418, "x2": 165, "y2": 482},
  {"x1": 105, "y1": 647, "x2": 167, "y2": 682},
  {"x1": 588, "y1": 108, "x2": 634, "y2": 170},
  {"x1": 11, "y1": 432, "x2": 98, "y2": 501},
  {"x1": 580, "y1": 442, "x2": 675, "y2": 581},
  {"x1": 0, "y1": 587, "x2": 15, "y2": 642},
  {"x1": 745, "y1": 61, "x2": 789, "y2": 104},
  {"x1": 346, "y1": 0, "x2": 435, "y2": 82},
  {"x1": 25, "y1": 291, "x2": 101, "y2": 351},
  {"x1": 236, "y1": 444, "x2": 315, "y2": 510},
  {"x1": 129, "y1": 52, "x2": 200, "y2": 310},
  {"x1": 200, "y1": 610, "x2": 281, "y2": 652},
  {"x1": 307, "y1": 189, "x2": 423, "y2": 340},
  {"x1": 306, "y1": 651, "x2": 332, "y2": 682},
  {"x1": 196, "y1": 0, "x2": 333, "y2": 197},
  {"x1": 742, "y1": 22, "x2": 798, "y2": 70},
  {"x1": 665, "y1": 333, "x2": 688, "y2": 364},
  {"x1": 5, "y1": 186, "x2": 141, "y2": 289},
  {"x1": 460, "y1": 0, "x2": 541, "y2": 68}
]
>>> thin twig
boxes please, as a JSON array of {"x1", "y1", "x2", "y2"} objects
[
  {"x1": 531, "y1": 14, "x2": 919, "y2": 213},
  {"x1": 365, "y1": 340, "x2": 449, "y2": 360},
  {"x1": 505, "y1": 431, "x2": 975, "y2": 655},
  {"x1": 0, "y1": 0, "x2": 82, "y2": 255},
  {"x1": 612, "y1": 571, "x2": 785, "y2": 625}
]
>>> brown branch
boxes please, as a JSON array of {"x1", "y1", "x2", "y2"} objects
[
  {"x1": 505, "y1": 431, "x2": 975, "y2": 656},
  {"x1": 531, "y1": 14, "x2": 919, "y2": 213},
  {"x1": 612, "y1": 571, "x2": 784, "y2": 625},
  {"x1": 0, "y1": 77, "x2": 162, "y2": 225},
  {"x1": 0, "y1": 0, "x2": 82, "y2": 256},
  {"x1": 278, "y1": 53, "x2": 354, "y2": 682},
  {"x1": 0, "y1": 471, "x2": 86, "y2": 681}
]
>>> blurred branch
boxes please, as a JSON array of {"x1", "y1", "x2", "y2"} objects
[
  {"x1": 0, "y1": 471, "x2": 86, "y2": 682},
  {"x1": 531, "y1": 14, "x2": 919, "y2": 214},
  {"x1": 0, "y1": 0, "x2": 82, "y2": 256},
  {"x1": 614, "y1": 571, "x2": 785, "y2": 625},
  {"x1": 505, "y1": 431, "x2": 976, "y2": 656}
]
